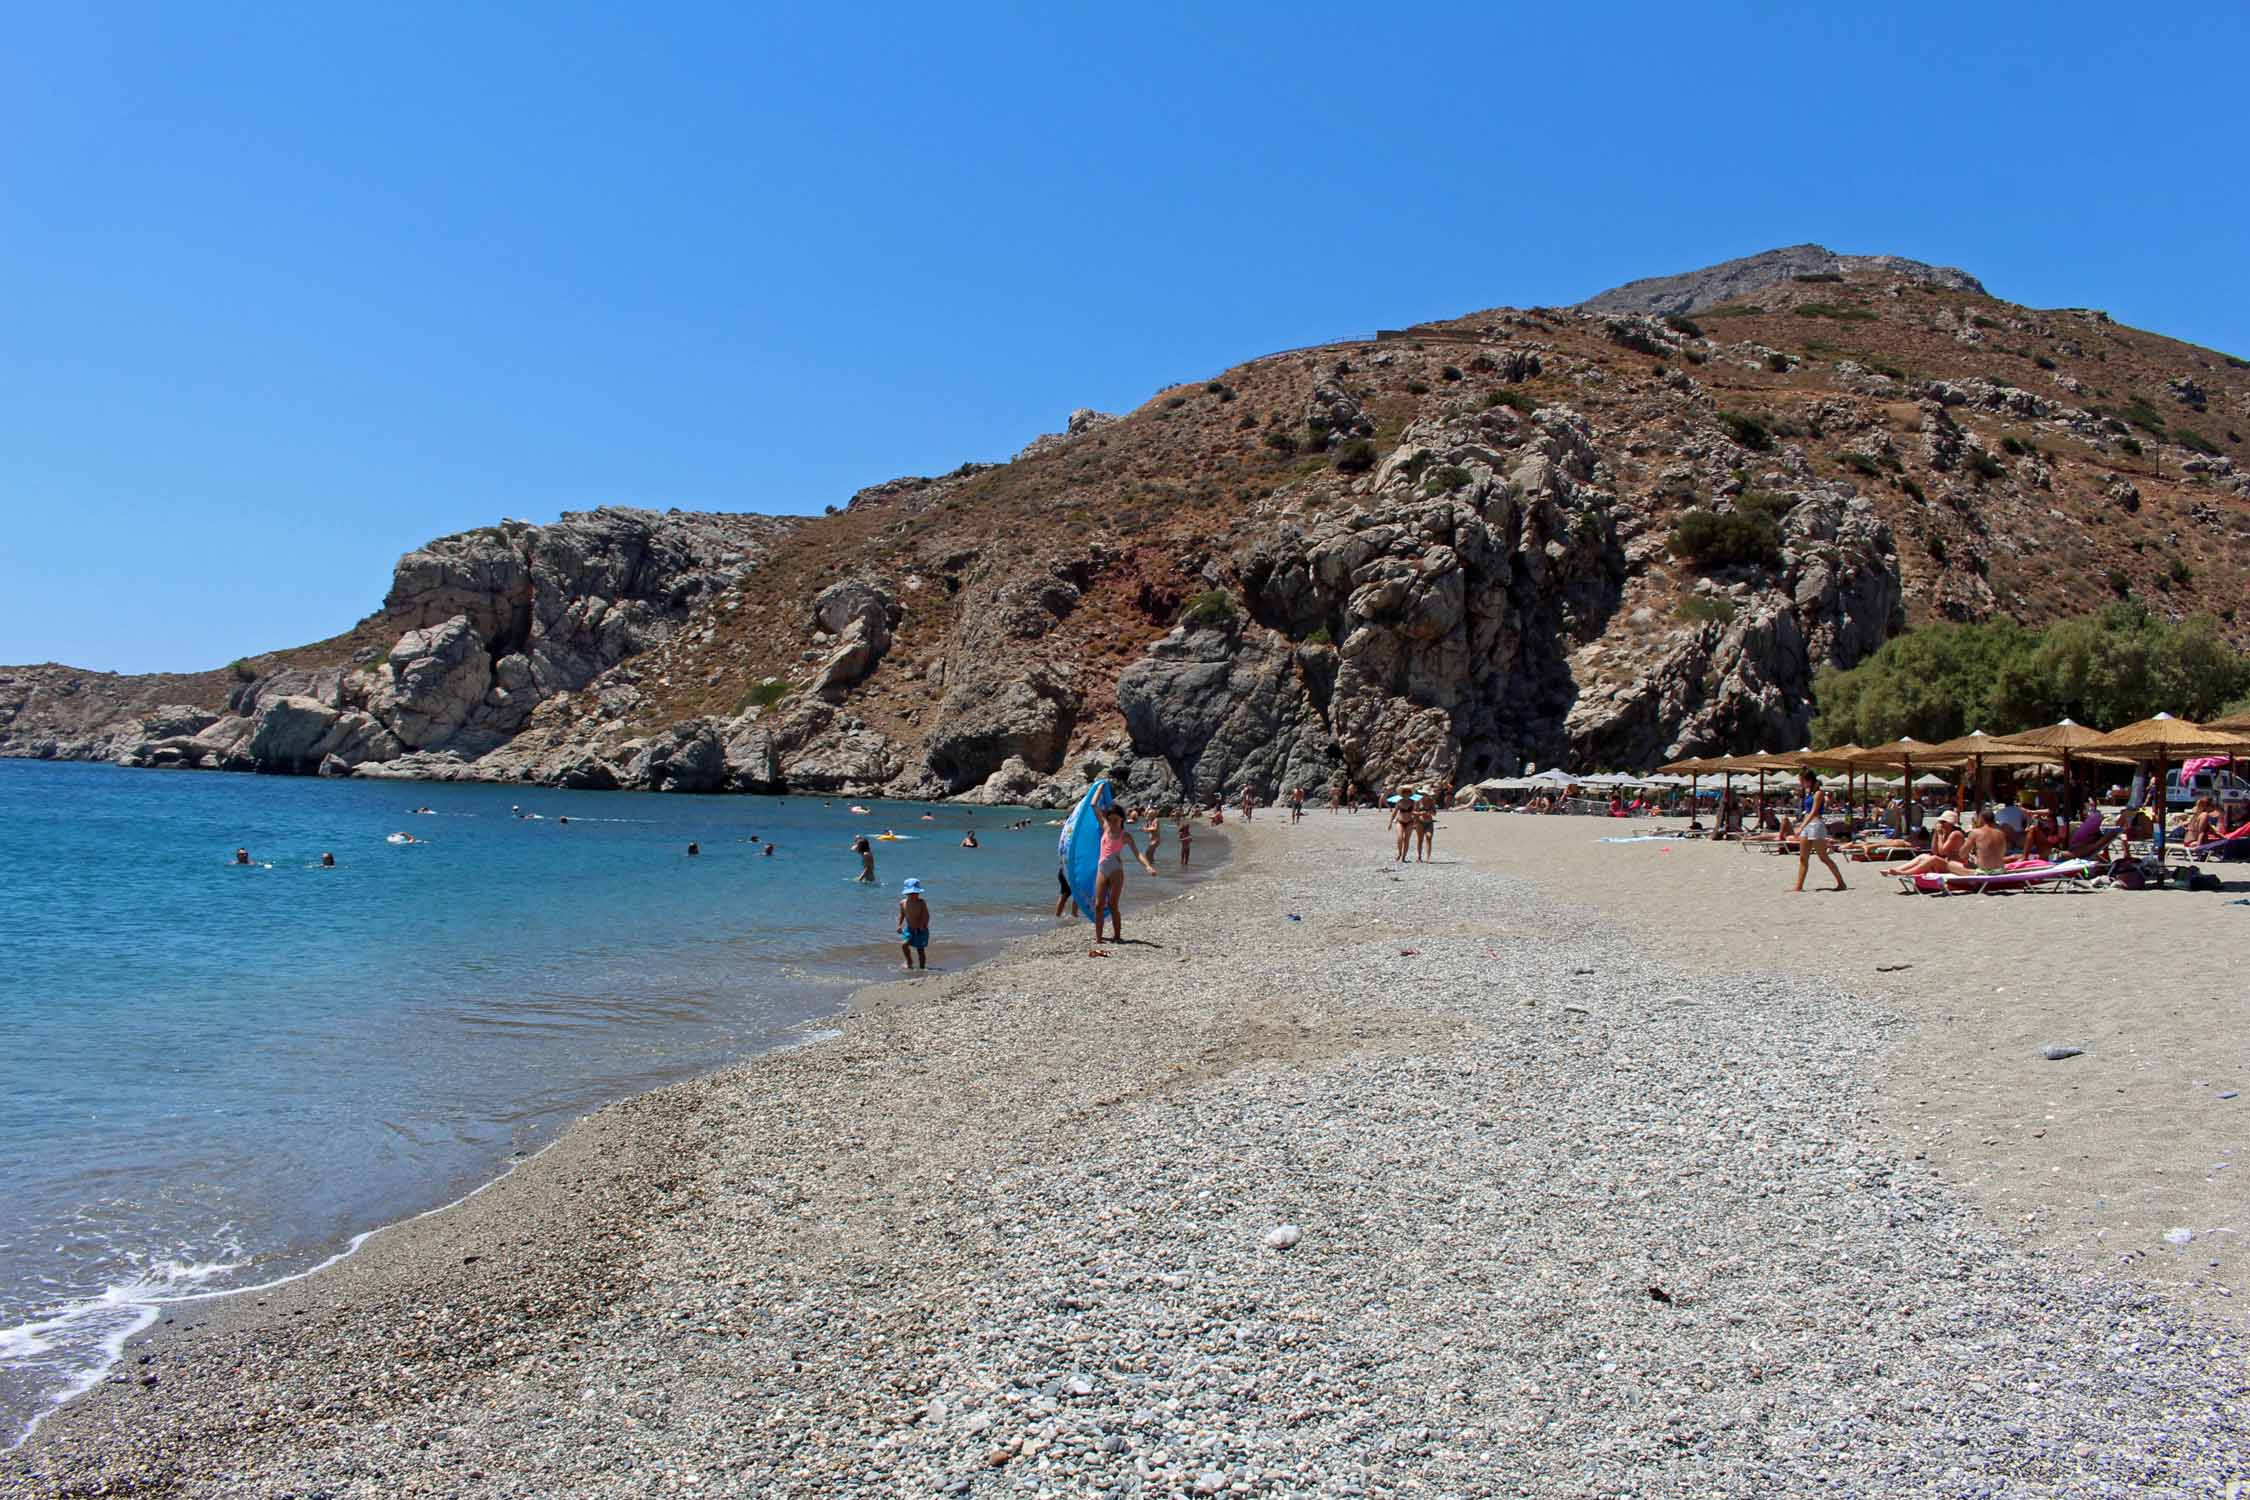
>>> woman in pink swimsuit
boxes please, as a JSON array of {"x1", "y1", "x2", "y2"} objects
[{"x1": 1091, "y1": 803, "x2": 1156, "y2": 950}]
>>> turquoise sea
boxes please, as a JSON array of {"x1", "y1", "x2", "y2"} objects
[{"x1": 0, "y1": 759, "x2": 1156, "y2": 1445}]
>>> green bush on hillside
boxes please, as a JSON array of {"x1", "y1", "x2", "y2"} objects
[
  {"x1": 1179, "y1": 589, "x2": 1237, "y2": 630},
  {"x1": 1793, "y1": 303, "x2": 1877, "y2": 322},
  {"x1": 1669, "y1": 508, "x2": 1781, "y2": 569},
  {"x1": 1332, "y1": 438, "x2": 1377, "y2": 474},
  {"x1": 1718, "y1": 411, "x2": 1774, "y2": 451}
]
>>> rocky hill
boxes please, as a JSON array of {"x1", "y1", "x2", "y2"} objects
[
  {"x1": 1578, "y1": 243, "x2": 1986, "y2": 317},
  {"x1": 7, "y1": 250, "x2": 2248, "y2": 804}
]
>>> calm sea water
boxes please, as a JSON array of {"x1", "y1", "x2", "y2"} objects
[{"x1": 0, "y1": 759, "x2": 1139, "y2": 1445}]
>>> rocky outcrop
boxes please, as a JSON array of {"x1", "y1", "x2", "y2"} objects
[
  {"x1": 922, "y1": 671, "x2": 1075, "y2": 793},
  {"x1": 807, "y1": 578, "x2": 898, "y2": 697},
  {"x1": 1578, "y1": 243, "x2": 1986, "y2": 317},
  {"x1": 1117, "y1": 624, "x2": 1339, "y2": 801},
  {"x1": 370, "y1": 617, "x2": 491, "y2": 749}
]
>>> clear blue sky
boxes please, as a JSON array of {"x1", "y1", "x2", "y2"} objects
[{"x1": 4, "y1": 2, "x2": 2244, "y2": 672}]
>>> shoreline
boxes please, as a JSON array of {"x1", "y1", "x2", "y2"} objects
[
  {"x1": 7, "y1": 811, "x2": 2242, "y2": 1498},
  {"x1": 1, "y1": 819, "x2": 1236, "y2": 1464}
]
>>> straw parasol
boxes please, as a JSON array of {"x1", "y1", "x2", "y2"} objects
[
  {"x1": 2080, "y1": 714, "x2": 2250, "y2": 862},
  {"x1": 2208, "y1": 709, "x2": 2250, "y2": 734},
  {"x1": 1797, "y1": 745, "x2": 1867, "y2": 824}
]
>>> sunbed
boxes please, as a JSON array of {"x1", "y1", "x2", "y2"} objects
[{"x1": 1893, "y1": 858, "x2": 2098, "y2": 897}]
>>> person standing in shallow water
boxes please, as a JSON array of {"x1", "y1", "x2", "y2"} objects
[
  {"x1": 897, "y1": 878, "x2": 931, "y2": 971},
  {"x1": 1176, "y1": 814, "x2": 1192, "y2": 869},
  {"x1": 853, "y1": 834, "x2": 876, "y2": 884}
]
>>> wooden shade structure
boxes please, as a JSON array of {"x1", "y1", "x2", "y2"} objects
[{"x1": 2078, "y1": 715, "x2": 2250, "y2": 862}]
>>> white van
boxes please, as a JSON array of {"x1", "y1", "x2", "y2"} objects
[{"x1": 2165, "y1": 766, "x2": 2250, "y2": 813}]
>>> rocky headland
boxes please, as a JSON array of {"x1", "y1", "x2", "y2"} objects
[{"x1": 8, "y1": 249, "x2": 2249, "y2": 803}]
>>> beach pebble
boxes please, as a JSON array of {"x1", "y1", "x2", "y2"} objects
[
  {"x1": 2164, "y1": 1228, "x2": 2196, "y2": 1246},
  {"x1": 2220, "y1": 1091, "x2": 2239, "y2": 1100},
  {"x1": 1263, "y1": 1224, "x2": 1302, "y2": 1250},
  {"x1": 2041, "y1": 1046, "x2": 2085, "y2": 1061}
]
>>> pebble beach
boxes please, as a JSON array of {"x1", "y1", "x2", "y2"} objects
[{"x1": 6, "y1": 811, "x2": 2245, "y2": 1498}]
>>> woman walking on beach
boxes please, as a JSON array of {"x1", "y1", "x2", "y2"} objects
[
  {"x1": 1090, "y1": 803, "x2": 1157, "y2": 951},
  {"x1": 1791, "y1": 769, "x2": 1846, "y2": 892},
  {"x1": 1388, "y1": 792, "x2": 1412, "y2": 864},
  {"x1": 1414, "y1": 798, "x2": 1435, "y2": 862}
]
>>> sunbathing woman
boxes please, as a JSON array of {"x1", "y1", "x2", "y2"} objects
[{"x1": 1893, "y1": 813, "x2": 1970, "y2": 877}]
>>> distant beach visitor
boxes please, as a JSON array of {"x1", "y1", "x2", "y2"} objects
[
  {"x1": 1142, "y1": 813, "x2": 1162, "y2": 864},
  {"x1": 319, "y1": 852, "x2": 335, "y2": 868},
  {"x1": 1177, "y1": 815, "x2": 1192, "y2": 869},
  {"x1": 897, "y1": 878, "x2": 931, "y2": 971},
  {"x1": 233, "y1": 847, "x2": 251, "y2": 866},
  {"x1": 1791, "y1": 770, "x2": 1845, "y2": 892},
  {"x1": 1090, "y1": 803, "x2": 1156, "y2": 951},
  {"x1": 687, "y1": 842, "x2": 699, "y2": 857},
  {"x1": 853, "y1": 834, "x2": 876, "y2": 883},
  {"x1": 960, "y1": 830, "x2": 978, "y2": 848},
  {"x1": 1239, "y1": 787, "x2": 1255, "y2": 823}
]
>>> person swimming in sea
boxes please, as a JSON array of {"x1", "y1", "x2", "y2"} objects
[
  {"x1": 687, "y1": 842, "x2": 700, "y2": 857},
  {"x1": 234, "y1": 848, "x2": 252, "y2": 865},
  {"x1": 320, "y1": 852, "x2": 335, "y2": 868},
  {"x1": 763, "y1": 842, "x2": 775, "y2": 856},
  {"x1": 960, "y1": 831, "x2": 979, "y2": 848}
]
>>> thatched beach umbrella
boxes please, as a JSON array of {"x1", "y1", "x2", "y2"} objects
[
  {"x1": 2081, "y1": 714, "x2": 2250, "y2": 862},
  {"x1": 1991, "y1": 719, "x2": 2135, "y2": 820},
  {"x1": 1799, "y1": 744, "x2": 1867, "y2": 826}
]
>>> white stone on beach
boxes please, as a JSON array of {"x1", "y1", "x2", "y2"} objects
[
  {"x1": 1264, "y1": 1224, "x2": 1302, "y2": 1250},
  {"x1": 2164, "y1": 1228, "x2": 2195, "y2": 1245}
]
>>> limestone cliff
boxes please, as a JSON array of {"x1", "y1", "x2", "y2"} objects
[{"x1": 8, "y1": 249, "x2": 2248, "y2": 801}]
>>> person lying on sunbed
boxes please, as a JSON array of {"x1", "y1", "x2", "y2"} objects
[
  {"x1": 2186, "y1": 811, "x2": 2250, "y2": 853},
  {"x1": 2062, "y1": 805, "x2": 2117, "y2": 862},
  {"x1": 1893, "y1": 810, "x2": 2006, "y2": 877},
  {"x1": 1840, "y1": 826, "x2": 1927, "y2": 862},
  {"x1": 2021, "y1": 809, "x2": 2062, "y2": 863}
]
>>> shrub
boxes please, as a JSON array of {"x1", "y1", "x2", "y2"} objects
[
  {"x1": 1423, "y1": 464, "x2": 1472, "y2": 493},
  {"x1": 2170, "y1": 558, "x2": 2194, "y2": 587},
  {"x1": 1179, "y1": 589, "x2": 1237, "y2": 629},
  {"x1": 2226, "y1": 354, "x2": 2250, "y2": 370},
  {"x1": 1735, "y1": 489, "x2": 1796, "y2": 522},
  {"x1": 1469, "y1": 352, "x2": 1498, "y2": 373},
  {"x1": 1237, "y1": 413, "x2": 1259, "y2": 430},
  {"x1": 1925, "y1": 533, "x2": 1949, "y2": 564},
  {"x1": 1718, "y1": 411, "x2": 1774, "y2": 451},
  {"x1": 742, "y1": 679, "x2": 790, "y2": 710},
  {"x1": 1970, "y1": 314, "x2": 2002, "y2": 330},
  {"x1": 2175, "y1": 427, "x2": 2222, "y2": 456},
  {"x1": 2033, "y1": 353, "x2": 2058, "y2": 370},
  {"x1": 1870, "y1": 359, "x2": 1907, "y2": 379},
  {"x1": 1841, "y1": 452, "x2": 1880, "y2": 476},
  {"x1": 1264, "y1": 429, "x2": 1301, "y2": 455},
  {"x1": 1791, "y1": 271, "x2": 1844, "y2": 284},
  {"x1": 2117, "y1": 436, "x2": 2143, "y2": 457},
  {"x1": 1405, "y1": 379, "x2": 1430, "y2": 395},
  {"x1": 1901, "y1": 476, "x2": 1927, "y2": 502},
  {"x1": 1165, "y1": 394, "x2": 1189, "y2": 409},
  {"x1": 1704, "y1": 303, "x2": 1765, "y2": 317},
  {"x1": 2107, "y1": 568, "x2": 2131, "y2": 596},
  {"x1": 1793, "y1": 302, "x2": 1877, "y2": 322},
  {"x1": 1484, "y1": 387, "x2": 1534, "y2": 414},
  {"x1": 1439, "y1": 365, "x2": 1463, "y2": 382},
  {"x1": 1766, "y1": 352, "x2": 1792, "y2": 373},
  {"x1": 1205, "y1": 381, "x2": 1236, "y2": 402},
  {"x1": 1968, "y1": 451, "x2": 2007, "y2": 481},
  {"x1": 1663, "y1": 314, "x2": 1703, "y2": 338},
  {"x1": 229, "y1": 657, "x2": 258, "y2": 682},
  {"x1": 1676, "y1": 595, "x2": 1737, "y2": 625},
  {"x1": 1669, "y1": 508, "x2": 1781, "y2": 568},
  {"x1": 2000, "y1": 435, "x2": 2029, "y2": 456},
  {"x1": 1303, "y1": 623, "x2": 1333, "y2": 645},
  {"x1": 1332, "y1": 438, "x2": 1377, "y2": 474}
]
